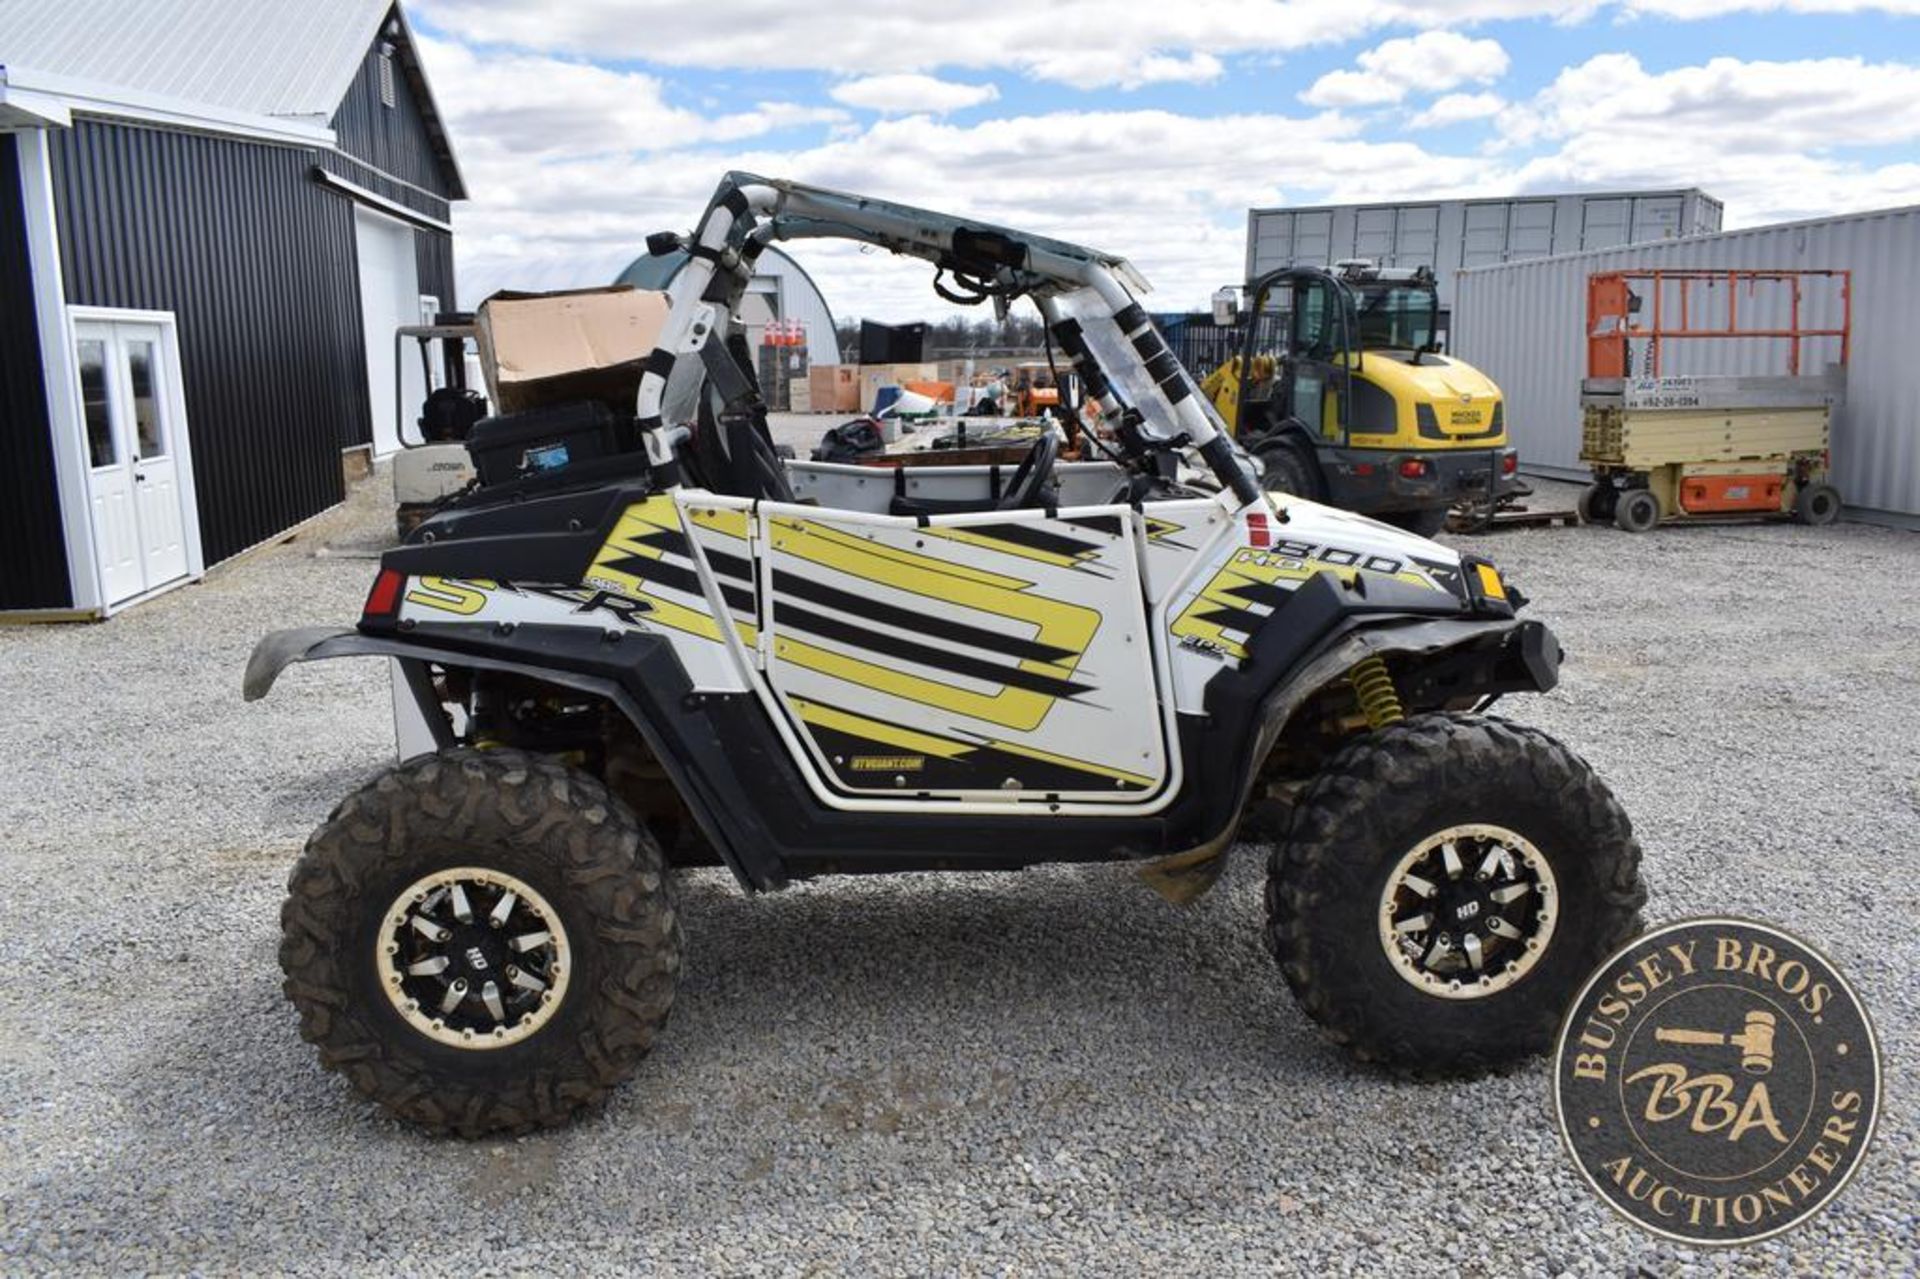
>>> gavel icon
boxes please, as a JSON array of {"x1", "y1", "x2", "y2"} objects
[{"x1": 1654, "y1": 1009, "x2": 1778, "y2": 1075}]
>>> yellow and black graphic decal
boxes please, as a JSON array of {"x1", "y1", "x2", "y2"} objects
[
  {"x1": 768, "y1": 518, "x2": 1102, "y2": 734},
  {"x1": 791, "y1": 697, "x2": 1153, "y2": 794},
  {"x1": 921, "y1": 521, "x2": 1112, "y2": 575},
  {"x1": 1172, "y1": 536, "x2": 1452, "y2": 661},
  {"x1": 1143, "y1": 515, "x2": 1195, "y2": 549},
  {"x1": 584, "y1": 497, "x2": 754, "y2": 644},
  {"x1": 403, "y1": 575, "x2": 655, "y2": 627}
]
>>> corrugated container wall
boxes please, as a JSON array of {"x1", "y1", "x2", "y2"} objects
[
  {"x1": 1248, "y1": 190, "x2": 1722, "y2": 311},
  {"x1": 1451, "y1": 205, "x2": 1920, "y2": 523}
]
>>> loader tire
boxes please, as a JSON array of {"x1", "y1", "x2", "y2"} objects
[
  {"x1": 280, "y1": 748, "x2": 681, "y2": 1136},
  {"x1": 1265, "y1": 714, "x2": 1645, "y2": 1073},
  {"x1": 1382, "y1": 507, "x2": 1449, "y2": 539},
  {"x1": 1256, "y1": 441, "x2": 1322, "y2": 501}
]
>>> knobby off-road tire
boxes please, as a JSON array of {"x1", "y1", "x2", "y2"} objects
[
  {"x1": 1265, "y1": 714, "x2": 1645, "y2": 1072},
  {"x1": 280, "y1": 748, "x2": 682, "y2": 1136}
]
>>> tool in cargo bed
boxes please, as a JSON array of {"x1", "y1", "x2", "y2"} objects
[{"x1": 1577, "y1": 269, "x2": 1849, "y2": 532}]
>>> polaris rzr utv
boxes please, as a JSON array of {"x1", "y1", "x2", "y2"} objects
[{"x1": 248, "y1": 174, "x2": 1645, "y2": 1136}]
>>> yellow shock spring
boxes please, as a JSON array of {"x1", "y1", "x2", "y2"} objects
[{"x1": 1349, "y1": 655, "x2": 1405, "y2": 730}]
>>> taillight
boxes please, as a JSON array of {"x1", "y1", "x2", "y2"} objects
[
  {"x1": 1399, "y1": 458, "x2": 1432, "y2": 479},
  {"x1": 1246, "y1": 510, "x2": 1272, "y2": 548},
  {"x1": 1501, "y1": 450, "x2": 1519, "y2": 476},
  {"x1": 362, "y1": 567, "x2": 405, "y2": 622}
]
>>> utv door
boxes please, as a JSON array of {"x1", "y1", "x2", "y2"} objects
[{"x1": 754, "y1": 506, "x2": 1170, "y2": 808}]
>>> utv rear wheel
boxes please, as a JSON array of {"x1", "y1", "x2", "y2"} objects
[
  {"x1": 280, "y1": 748, "x2": 681, "y2": 1135},
  {"x1": 1265, "y1": 714, "x2": 1644, "y2": 1072}
]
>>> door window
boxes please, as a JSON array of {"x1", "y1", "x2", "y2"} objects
[
  {"x1": 78, "y1": 339, "x2": 116, "y2": 467},
  {"x1": 127, "y1": 339, "x2": 165, "y2": 458}
]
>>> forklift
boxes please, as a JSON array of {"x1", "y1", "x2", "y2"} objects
[
  {"x1": 1210, "y1": 261, "x2": 1524, "y2": 537},
  {"x1": 391, "y1": 315, "x2": 487, "y2": 537}
]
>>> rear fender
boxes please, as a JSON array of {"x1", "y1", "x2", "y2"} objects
[{"x1": 243, "y1": 626, "x2": 770, "y2": 890}]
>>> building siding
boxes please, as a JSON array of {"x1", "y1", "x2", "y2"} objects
[
  {"x1": 329, "y1": 14, "x2": 459, "y2": 318},
  {"x1": 47, "y1": 118, "x2": 368, "y2": 565},
  {"x1": 415, "y1": 226, "x2": 455, "y2": 314},
  {"x1": 0, "y1": 134, "x2": 74, "y2": 610},
  {"x1": 1452, "y1": 205, "x2": 1920, "y2": 523},
  {"x1": 331, "y1": 21, "x2": 451, "y2": 201}
]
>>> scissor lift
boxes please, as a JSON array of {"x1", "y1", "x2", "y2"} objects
[{"x1": 1578, "y1": 269, "x2": 1848, "y2": 532}]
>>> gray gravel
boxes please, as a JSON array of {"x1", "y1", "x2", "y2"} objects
[{"x1": 2, "y1": 459, "x2": 1916, "y2": 1275}]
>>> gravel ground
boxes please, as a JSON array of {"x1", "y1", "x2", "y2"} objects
[{"x1": 2, "y1": 453, "x2": 1916, "y2": 1275}]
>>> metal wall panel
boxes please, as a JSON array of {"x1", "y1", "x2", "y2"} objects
[
  {"x1": 331, "y1": 30, "x2": 453, "y2": 200},
  {"x1": 1249, "y1": 189, "x2": 1718, "y2": 309},
  {"x1": 414, "y1": 227, "x2": 455, "y2": 313},
  {"x1": 48, "y1": 118, "x2": 368, "y2": 565},
  {"x1": 0, "y1": 134, "x2": 73, "y2": 610},
  {"x1": 1452, "y1": 206, "x2": 1920, "y2": 520}
]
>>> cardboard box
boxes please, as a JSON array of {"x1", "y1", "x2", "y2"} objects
[
  {"x1": 787, "y1": 379, "x2": 813, "y2": 413},
  {"x1": 474, "y1": 286, "x2": 671, "y2": 416},
  {"x1": 858, "y1": 362, "x2": 939, "y2": 412},
  {"x1": 807, "y1": 364, "x2": 863, "y2": 414}
]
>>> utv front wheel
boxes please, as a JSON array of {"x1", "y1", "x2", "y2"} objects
[
  {"x1": 1265, "y1": 714, "x2": 1644, "y2": 1072},
  {"x1": 280, "y1": 748, "x2": 682, "y2": 1135}
]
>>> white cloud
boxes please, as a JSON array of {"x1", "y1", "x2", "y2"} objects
[
  {"x1": 416, "y1": 36, "x2": 844, "y2": 159},
  {"x1": 1499, "y1": 53, "x2": 1920, "y2": 150},
  {"x1": 829, "y1": 74, "x2": 1000, "y2": 114},
  {"x1": 1303, "y1": 31, "x2": 1511, "y2": 106},
  {"x1": 420, "y1": 19, "x2": 1920, "y2": 325},
  {"x1": 411, "y1": 0, "x2": 1589, "y2": 90},
  {"x1": 1407, "y1": 91, "x2": 1507, "y2": 128}
]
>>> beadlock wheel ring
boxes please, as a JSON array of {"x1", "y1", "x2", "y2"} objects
[
  {"x1": 375, "y1": 867, "x2": 572, "y2": 1050},
  {"x1": 1376, "y1": 823, "x2": 1558, "y2": 1001}
]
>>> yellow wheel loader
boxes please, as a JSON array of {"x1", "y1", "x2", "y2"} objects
[{"x1": 1212, "y1": 262, "x2": 1523, "y2": 537}]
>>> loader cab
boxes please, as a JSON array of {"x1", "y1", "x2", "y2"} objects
[{"x1": 1238, "y1": 266, "x2": 1360, "y2": 445}]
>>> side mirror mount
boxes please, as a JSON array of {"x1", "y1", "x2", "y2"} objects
[{"x1": 1212, "y1": 286, "x2": 1241, "y2": 328}]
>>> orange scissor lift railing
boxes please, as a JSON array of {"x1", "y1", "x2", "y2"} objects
[{"x1": 1586, "y1": 268, "x2": 1852, "y2": 379}]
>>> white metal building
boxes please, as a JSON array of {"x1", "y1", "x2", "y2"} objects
[
  {"x1": 1247, "y1": 189, "x2": 1723, "y2": 313},
  {"x1": 1451, "y1": 203, "x2": 1920, "y2": 527}
]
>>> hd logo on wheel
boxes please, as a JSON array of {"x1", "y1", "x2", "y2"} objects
[{"x1": 1553, "y1": 919, "x2": 1880, "y2": 1246}]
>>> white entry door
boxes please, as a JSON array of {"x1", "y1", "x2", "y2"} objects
[
  {"x1": 356, "y1": 207, "x2": 422, "y2": 456},
  {"x1": 75, "y1": 320, "x2": 191, "y2": 606}
]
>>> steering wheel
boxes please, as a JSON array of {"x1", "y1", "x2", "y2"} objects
[{"x1": 996, "y1": 429, "x2": 1059, "y2": 510}]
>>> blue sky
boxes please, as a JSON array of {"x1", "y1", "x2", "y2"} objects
[{"x1": 408, "y1": 1, "x2": 1920, "y2": 319}]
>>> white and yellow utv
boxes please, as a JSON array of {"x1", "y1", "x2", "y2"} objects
[{"x1": 247, "y1": 174, "x2": 1645, "y2": 1135}]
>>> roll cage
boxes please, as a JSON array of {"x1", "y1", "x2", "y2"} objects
[{"x1": 633, "y1": 172, "x2": 1262, "y2": 505}]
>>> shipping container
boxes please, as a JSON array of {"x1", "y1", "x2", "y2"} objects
[
  {"x1": 1247, "y1": 189, "x2": 1723, "y2": 312},
  {"x1": 1451, "y1": 204, "x2": 1920, "y2": 525}
]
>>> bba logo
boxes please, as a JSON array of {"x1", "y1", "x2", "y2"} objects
[{"x1": 1554, "y1": 919, "x2": 1880, "y2": 1246}]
